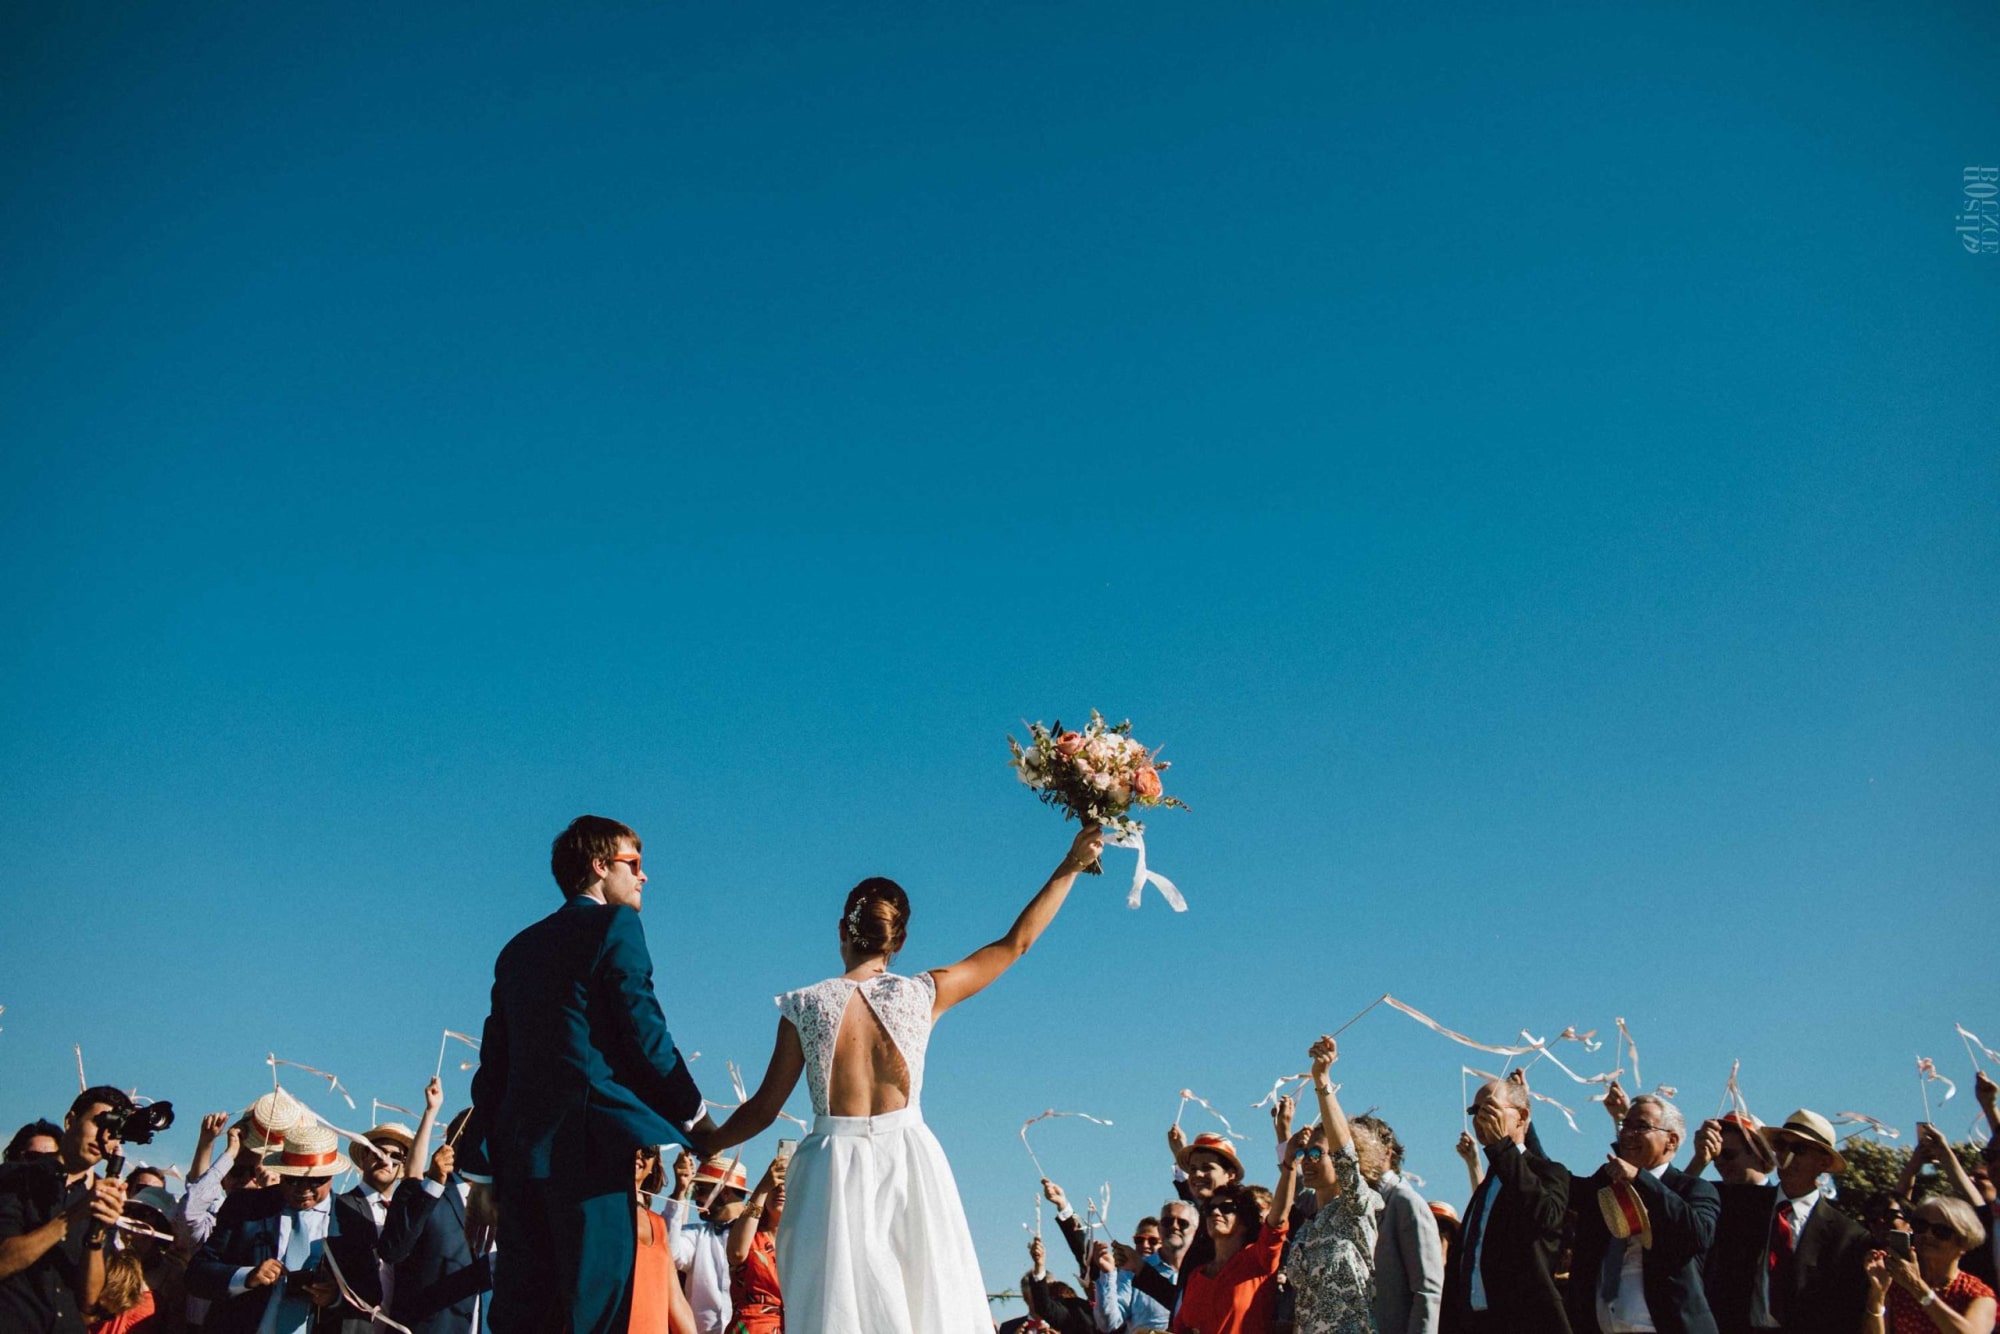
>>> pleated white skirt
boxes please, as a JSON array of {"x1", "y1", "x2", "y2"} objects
[{"x1": 775, "y1": 1105, "x2": 992, "y2": 1334}]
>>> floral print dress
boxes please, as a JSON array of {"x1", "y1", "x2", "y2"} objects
[{"x1": 1284, "y1": 1145, "x2": 1382, "y2": 1334}]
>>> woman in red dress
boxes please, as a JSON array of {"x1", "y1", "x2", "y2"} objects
[
  {"x1": 633, "y1": 1148, "x2": 697, "y2": 1334},
  {"x1": 727, "y1": 1152, "x2": 788, "y2": 1334}
]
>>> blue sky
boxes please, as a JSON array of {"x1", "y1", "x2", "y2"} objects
[{"x1": 3, "y1": 0, "x2": 1996, "y2": 1305}]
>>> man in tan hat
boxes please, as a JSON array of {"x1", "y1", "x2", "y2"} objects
[
  {"x1": 187, "y1": 1122, "x2": 351, "y2": 1334},
  {"x1": 665, "y1": 1153, "x2": 747, "y2": 1333},
  {"x1": 333, "y1": 1119, "x2": 415, "y2": 1333},
  {"x1": 1703, "y1": 1108, "x2": 1869, "y2": 1334}
]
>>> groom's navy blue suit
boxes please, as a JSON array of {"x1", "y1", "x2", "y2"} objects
[{"x1": 462, "y1": 896, "x2": 704, "y2": 1334}]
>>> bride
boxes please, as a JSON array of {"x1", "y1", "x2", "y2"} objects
[{"x1": 704, "y1": 823, "x2": 1104, "y2": 1334}]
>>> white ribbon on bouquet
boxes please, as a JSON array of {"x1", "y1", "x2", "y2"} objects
[{"x1": 1108, "y1": 830, "x2": 1185, "y2": 912}]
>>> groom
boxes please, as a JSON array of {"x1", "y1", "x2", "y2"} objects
[{"x1": 461, "y1": 815, "x2": 712, "y2": 1334}]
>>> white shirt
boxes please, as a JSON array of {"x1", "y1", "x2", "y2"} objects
[
  {"x1": 1467, "y1": 1142, "x2": 1525, "y2": 1312},
  {"x1": 1596, "y1": 1162, "x2": 1672, "y2": 1333},
  {"x1": 1751, "y1": 1185, "x2": 1820, "y2": 1329},
  {"x1": 664, "y1": 1199, "x2": 733, "y2": 1333}
]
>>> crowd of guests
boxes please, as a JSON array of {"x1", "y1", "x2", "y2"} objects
[
  {"x1": 1002, "y1": 1043, "x2": 1999, "y2": 1334},
  {"x1": 4, "y1": 1047, "x2": 1997, "y2": 1334},
  {"x1": 0, "y1": 1077, "x2": 790, "y2": 1334}
]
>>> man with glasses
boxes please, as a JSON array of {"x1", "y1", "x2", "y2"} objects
[
  {"x1": 1561, "y1": 1093, "x2": 1720, "y2": 1333},
  {"x1": 187, "y1": 1122, "x2": 351, "y2": 1334},
  {"x1": 1089, "y1": 1212, "x2": 1185, "y2": 1333},
  {"x1": 1702, "y1": 1108, "x2": 1868, "y2": 1334},
  {"x1": 1442, "y1": 1076, "x2": 1570, "y2": 1333},
  {"x1": 332, "y1": 1118, "x2": 416, "y2": 1334},
  {"x1": 0, "y1": 1087, "x2": 133, "y2": 1333},
  {"x1": 461, "y1": 815, "x2": 712, "y2": 1334}
]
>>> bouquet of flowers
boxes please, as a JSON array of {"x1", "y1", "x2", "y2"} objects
[{"x1": 1008, "y1": 710, "x2": 1188, "y2": 876}]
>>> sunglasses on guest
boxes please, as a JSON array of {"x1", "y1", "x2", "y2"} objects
[
  {"x1": 1909, "y1": 1219, "x2": 1959, "y2": 1241},
  {"x1": 1204, "y1": 1200, "x2": 1240, "y2": 1217}
]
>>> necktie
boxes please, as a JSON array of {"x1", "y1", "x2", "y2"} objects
[
  {"x1": 270, "y1": 1210, "x2": 320, "y2": 1334},
  {"x1": 1768, "y1": 1199, "x2": 1796, "y2": 1321},
  {"x1": 1461, "y1": 1177, "x2": 1493, "y2": 1286}
]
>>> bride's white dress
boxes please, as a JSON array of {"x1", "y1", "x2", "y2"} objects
[{"x1": 773, "y1": 972, "x2": 992, "y2": 1334}]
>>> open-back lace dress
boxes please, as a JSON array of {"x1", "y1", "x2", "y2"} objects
[{"x1": 773, "y1": 971, "x2": 991, "y2": 1334}]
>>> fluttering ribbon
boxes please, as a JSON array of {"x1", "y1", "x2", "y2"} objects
[
  {"x1": 1083, "y1": 1180, "x2": 1112, "y2": 1240},
  {"x1": 1556, "y1": 1026, "x2": 1604, "y2": 1053},
  {"x1": 322, "y1": 1225, "x2": 415, "y2": 1334},
  {"x1": 1917, "y1": 1056, "x2": 1956, "y2": 1121},
  {"x1": 1957, "y1": 1024, "x2": 2000, "y2": 1071},
  {"x1": 720, "y1": 1059, "x2": 808, "y2": 1132},
  {"x1": 1615, "y1": 1018, "x2": 1643, "y2": 1092},
  {"x1": 372, "y1": 1100, "x2": 415, "y2": 1122},
  {"x1": 1174, "y1": 1089, "x2": 1246, "y2": 1141},
  {"x1": 1019, "y1": 1109, "x2": 1114, "y2": 1179},
  {"x1": 1251, "y1": 1074, "x2": 1314, "y2": 1111},
  {"x1": 269, "y1": 1055, "x2": 357, "y2": 1110},
  {"x1": 1464, "y1": 1066, "x2": 1582, "y2": 1133},
  {"x1": 1108, "y1": 830, "x2": 1186, "y2": 912},
  {"x1": 436, "y1": 1029, "x2": 481, "y2": 1080},
  {"x1": 75, "y1": 1044, "x2": 85, "y2": 1093},
  {"x1": 1832, "y1": 1112, "x2": 1900, "y2": 1141}
]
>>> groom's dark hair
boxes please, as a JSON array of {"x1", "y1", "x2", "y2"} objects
[{"x1": 551, "y1": 815, "x2": 641, "y2": 895}]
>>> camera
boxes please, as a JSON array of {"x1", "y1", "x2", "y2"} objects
[{"x1": 99, "y1": 1101, "x2": 175, "y2": 1146}]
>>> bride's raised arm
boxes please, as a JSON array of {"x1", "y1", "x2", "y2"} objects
[
  {"x1": 926, "y1": 824, "x2": 1103, "y2": 1016},
  {"x1": 702, "y1": 1018, "x2": 805, "y2": 1156}
]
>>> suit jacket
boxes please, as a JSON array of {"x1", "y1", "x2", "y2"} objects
[
  {"x1": 326, "y1": 1190, "x2": 382, "y2": 1311},
  {"x1": 1564, "y1": 1165, "x2": 1719, "y2": 1334},
  {"x1": 1702, "y1": 1182, "x2": 1869, "y2": 1334},
  {"x1": 1441, "y1": 1140, "x2": 1572, "y2": 1334},
  {"x1": 376, "y1": 1178, "x2": 488, "y2": 1334},
  {"x1": 1967, "y1": 1202, "x2": 1997, "y2": 1290},
  {"x1": 1374, "y1": 1172, "x2": 1446, "y2": 1334},
  {"x1": 462, "y1": 898, "x2": 703, "y2": 1183},
  {"x1": 185, "y1": 1188, "x2": 339, "y2": 1334}
]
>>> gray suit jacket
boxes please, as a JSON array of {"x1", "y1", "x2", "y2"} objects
[{"x1": 1373, "y1": 1171, "x2": 1445, "y2": 1334}]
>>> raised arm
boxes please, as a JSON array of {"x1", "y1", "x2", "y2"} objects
[
  {"x1": 928, "y1": 825, "x2": 1102, "y2": 1016},
  {"x1": 1307, "y1": 1036, "x2": 1354, "y2": 1155},
  {"x1": 726, "y1": 1156, "x2": 784, "y2": 1267},
  {"x1": 406, "y1": 1076, "x2": 443, "y2": 1182},
  {"x1": 704, "y1": 1019, "x2": 805, "y2": 1156}
]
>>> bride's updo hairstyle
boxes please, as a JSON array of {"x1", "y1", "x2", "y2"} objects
[{"x1": 842, "y1": 877, "x2": 911, "y2": 957}]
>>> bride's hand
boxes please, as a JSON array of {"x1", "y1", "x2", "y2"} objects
[{"x1": 1062, "y1": 824, "x2": 1104, "y2": 873}]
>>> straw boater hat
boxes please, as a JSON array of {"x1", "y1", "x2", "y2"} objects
[
  {"x1": 1599, "y1": 1178, "x2": 1653, "y2": 1248},
  {"x1": 269, "y1": 1122, "x2": 351, "y2": 1178},
  {"x1": 361, "y1": 1122, "x2": 415, "y2": 1151},
  {"x1": 241, "y1": 1090, "x2": 309, "y2": 1159},
  {"x1": 692, "y1": 1156, "x2": 749, "y2": 1193},
  {"x1": 1761, "y1": 1109, "x2": 1847, "y2": 1173},
  {"x1": 1176, "y1": 1132, "x2": 1243, "y2": 1175}
]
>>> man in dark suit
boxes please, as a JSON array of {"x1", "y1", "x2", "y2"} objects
[
  {"x1": 186, "y1": 1124, "x2": 351, "y2": 1334},
  {"x1": 327, "y1": 1122, "x2": 414, "y2": 1333},
  {"x1": 462, "y1": 815, "x2": 710, "y2": 1334},
  {"x1": 1565, "y1": 1094, "x2": 1720, "y2": 1334},
  {"x1": 1702, "y1": 1108, "x2": 1869, "y2": 1334},
  {"x1": 1442, "y1": 1076, "x2": 1572, "y2": 1333},
  {"x1": 377, "y1": 1118, "x2": 490, "y2": 1334}
]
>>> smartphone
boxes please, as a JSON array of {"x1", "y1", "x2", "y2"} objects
[
  {"x1": 775, "y1": 1138, "x2": 797, "y2": 1164},
  {"x1": 283, "y1": 1269, "x2": 319, "y2": 1295},
  {"x1": 1887, "y1": 1231, "x2": 1914, "y2": 1261}
]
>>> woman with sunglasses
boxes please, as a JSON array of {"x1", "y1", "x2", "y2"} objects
[
  {"x1": 1170, "y1": 1135, "x2": 1302, "y2": 1334},
  {"x1": 1863, "y1": 1193, "x2": 1994, "y2": 1334},
  {"x1": 1279, "y1": 1036, "x2": 1384, "y2": 1334}
]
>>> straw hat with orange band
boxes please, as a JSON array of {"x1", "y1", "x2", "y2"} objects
[{"x1": 269, "y1": 1122, "x2": 352, "y2": 1178}]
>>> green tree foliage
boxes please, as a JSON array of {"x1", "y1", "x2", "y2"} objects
[{"x1": 1824, "y1": 1135, "x2": 1988, "y2": 1223}]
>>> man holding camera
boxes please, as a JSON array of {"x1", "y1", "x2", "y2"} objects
[
  {"x1": 188, "y1": 1123, "x2": 352, "y2": 1334},
  {"x1": 0, "y1": 1086, "x2": 134, "y2": 1333}
]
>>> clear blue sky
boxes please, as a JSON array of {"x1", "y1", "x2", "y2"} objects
[{"x1": 3, "y1": 0, "x2": 1996, "y2": 1306}]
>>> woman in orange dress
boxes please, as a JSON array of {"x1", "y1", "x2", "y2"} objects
[
  {"x1": 727, "y1": 1152, "x2": 787, "y2": 1334},
  {"x1": 633, "y1": 1148, "x2": 698, "y2": 1334}
]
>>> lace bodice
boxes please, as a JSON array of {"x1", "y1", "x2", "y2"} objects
[{"x1": 776, "y1": 972, "x2": 936, "y2": 1116}]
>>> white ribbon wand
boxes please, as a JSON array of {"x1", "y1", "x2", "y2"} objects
[
  {"x1": 75, "y1": 1044, "x2": 86, "y2": 1093},
  {"x1": 436, "y1": 1030, "x2": 481, "y2": 1081},
  {"x1": 1832, "y1": 1112, "x2": 1901, "y2": 1141},
  {"x1": 1615, "y1": 1018, "x2": 1643, "y2": 1092},
  {"x1": 721, "y1": 1060, "x2": 809, "y2": 1133},
  {"x1": 1020, "y1": 1109, "x2": 1115, "y2": 1178},
  {"x1": 1957, "y1": 1024, "x2": 2000, "y2": 1072},
  {"x1": 373, "y1": 1099, "x2": 416, "y2": 1122},
  {"x1": 1917, "y1": 1056, "x2": 1957, "y2": 1121},
  {"x1": 1107, "y1": 830, "x2": 1186, "y2": 912},
  {"x1": 1173, "y1": 1090, "x2": 1246, "y2": 1142},
  {"x1": 269, "y1": 1055, "x2": 357, "y2": 1110},
  {"x1": 1252, "y1": 1074, "x2": 1314, "y2": 1111}
]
